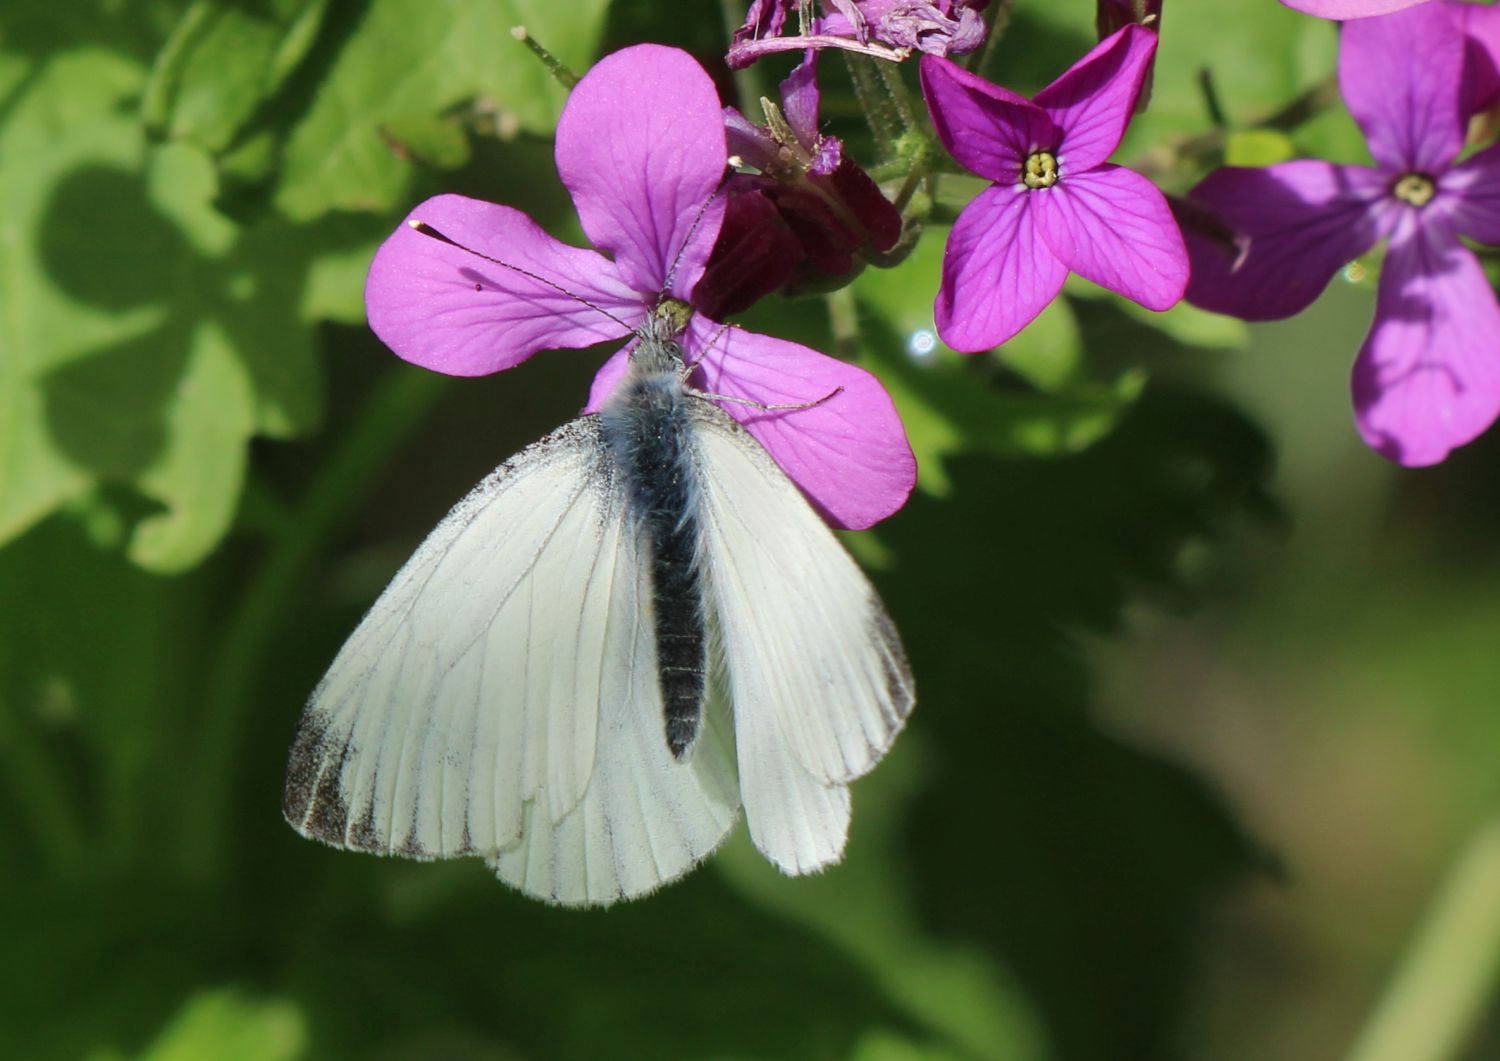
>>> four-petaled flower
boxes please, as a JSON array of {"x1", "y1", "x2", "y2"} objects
[
  {"x1": 1184, "y1": 4, "x2": 1500, "y2": 465},
  {"x1": 920, "y1": 26, "x2": 1189, "y2": 352},
  {"x1": 729, "y1": 0, "x2": 988, "y2": 68},
  {"x1": 365, "y1": 44, "x2": 915, "y2": 528}
]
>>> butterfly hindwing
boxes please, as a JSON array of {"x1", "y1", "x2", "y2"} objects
[
  {"x1": 489, "y1": 521, "x2": 739, "y2": 902},
  {"x1": 690, "y1": 400, "x2": 914, "y2": 873}
]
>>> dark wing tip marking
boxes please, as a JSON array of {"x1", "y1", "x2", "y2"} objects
[{"x1": 283, "y1": 711, "x2": 348, "y2": 840}]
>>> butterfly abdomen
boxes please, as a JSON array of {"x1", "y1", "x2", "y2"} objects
[{"x1": 600, "y1": 353, "x2": 708, "y2": 760}]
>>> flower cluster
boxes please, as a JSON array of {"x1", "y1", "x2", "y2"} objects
[{"x1": 363, "y1": 0, "x2": 1500, "y2": 533}]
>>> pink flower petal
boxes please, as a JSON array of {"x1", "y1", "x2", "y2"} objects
[
  {"x1": 781, "y1": 51, "x2": 822, "y2": 146},
  {"x1": 934, "y1": 185, "x2": 1068, "y2": 352},
  {"x1": 920, "y1": 56, "x2": 1059, "y2": 183},
  {"x1": 1353, "y1": 214, "x2": 1500, "y2": 465},
  {"x1": 1448, "y1": 141, "x2": 1500, "y2": 243},
  {"x1": 683, "y1": 317, "x2": 915, "y2": 529},
  {"x1": 1184, "y1": 161, "x2": 1388, "y2": 321},
  {"x1": 1454, "y1": 0, "x2": 1500, "y2": 114},
  {"x1": 555, "y1": 45, "x2": 728, "y2": 300},
  {"x1": 584, "y1": 344, "x2": 632, "y2": 413},
  {"x1": 1280, "y1": 0, "x2": 1429, "y2": 17},
  {"x1": 365, "y1": 194, "x2": 638, "y2": 377},
  {"x1": 1031, "y1": 165, "x2": 1187, "y2": 310},
  {"x1": 1034, "y1": 26, "x2": 1157, "y2": 173},
  {"x1": 1339, "y1": 3, "x2": 1467, "y2": 172}
]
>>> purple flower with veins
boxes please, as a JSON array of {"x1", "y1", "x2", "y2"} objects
[
  {"x1": 920, "y1": 26, "x2": 1188, "y2": 352},
  {"x1": 1279, "y1": 0, "x2": 1428, "y2": 18},
  {"x1": 1185, "y1": 4, "x2": 1500, "y2": 466},
  {"x1": 728, "y1": 0, "x2": 988, "y2": 68},
  {"x1": 365, "y1": 44, "x2": 914, "y2": 529},
  {"x1": 698, "y1": 52, "x2": 901, "y2": 317}
]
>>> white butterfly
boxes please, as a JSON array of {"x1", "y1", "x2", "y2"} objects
[{"x1": 283, "y1": 258, "x2": 913, "y2": 908}]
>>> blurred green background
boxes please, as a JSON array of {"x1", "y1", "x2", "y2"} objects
[{"x1": 4, "y1": 1, "x2": 1500, "y2": 1058}]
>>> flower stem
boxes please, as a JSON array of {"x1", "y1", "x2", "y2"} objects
[
  {"x1": 845, "y1": 53, "x2": 906, "y2": 157},
  {"x1": 1261, "y1": 74, "x2": 1339, "y2": 132},
  {"x1": 1198, "y1": 68, "x2": 1228, "y2": 130},
  {"x1": 827, "y1": 286, "x2": 862, "y2": 361},
  {"x1": 891, "y1": 163, "x2": 925, "y2": 214},
  {"x1": 1344, "y1": 816, "x2": 1500, "y2": 1061},
  {"x1": 509, "y1": 26, "x2": 579, "y2": 88},
  {"x1": 718, "y1": 0, "x2": 765, "y2": 110},
  {"x1": 876, "y1": 57, "x2": 920, "y2": 134},
  {"x1": 178, "y1": 367, "x2": 449, "y2": 881},
  {"x1": 966, "y1": 0, "x2": 1016, "y2": 73}
]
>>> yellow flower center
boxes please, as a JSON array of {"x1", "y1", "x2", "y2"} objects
[
  {"x1": 1392, "y1": 172, "x2": 1436, "y2": 208},
  {"x1": 1023, "y1": 151, "x2": 1059, "y2": 190}
]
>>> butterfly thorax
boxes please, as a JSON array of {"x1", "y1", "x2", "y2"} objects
[{"x1": 599, "y1": 332, "x2": 707, "y2": 760}]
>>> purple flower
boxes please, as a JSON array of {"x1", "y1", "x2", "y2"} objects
[
  {"x1": 728, "y1": 0, "x2": 988, "y2": 68},
  {"x1": 364, "y1": 44, "x2": 915, "y2": 528},
  {"x1": 1279, "y1": 0, "x2": 1428, "y2": 18},
  {"x1": 919, "y1": 26, "x2": 1189, "y2": 352},
  {"x1": 697, "y1": 52, "x2": 902, "y2": 317},
  {"x1": 1185, "y1": 5, "x2": 1500, "y2": 466}
]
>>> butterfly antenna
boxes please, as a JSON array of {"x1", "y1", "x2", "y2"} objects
[
  {"x1": 680, "y1": 319, "x2": 733, "y2": 376},
  {"x1": 660, "y1": 170, "x2": 733, "y2": 298},
  {"x1": 408, "y1": 219, "x2": 635, "y2": 334}
]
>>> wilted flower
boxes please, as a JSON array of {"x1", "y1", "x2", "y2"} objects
[
  {"x1": 728, "y1": 0, "x2": 989, "y2": 68},
  {"x1": 697, "y1": 52, "x2": 902, "y2": 318}
]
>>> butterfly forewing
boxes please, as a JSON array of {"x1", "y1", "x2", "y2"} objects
[{"x1": 284, "y1": 417, "x2": 740, "y2": 903}]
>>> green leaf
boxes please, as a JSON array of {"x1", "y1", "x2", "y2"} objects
[
  {"x1": 0, "y1": 22, "x2": 383, "y2": 572},
  {"x1": 377, "y1": 111, "x2": 475, "y2": 170},
  {"x1": 1064, "y1": 279, "x2": 1251, "y2": 350},
  {"x1": 120, "y1": 988, "x2": 306, "y2": 1061},
  {"x1": 716, "y1": 736, "x2": 1050, "y2": 1061},
  {"x1": 850, "y1": 227, "x2": 1144, "y2": 493},
  {"x1": 272, "y1": 0, "x2": 612, "y2": 221},
  {"x1": 994, "y1": 297, "x2": 1083, "y2": 393},
  {"x1": 1120, "y1": 4, "x2": 1338, "y2": 155},
  {"x1": 1224, "y1": 128, "x2": 1297, "y2": 167},
  {"x1": 143, "y1": 0, "x2": 333, "y2": 154}
]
